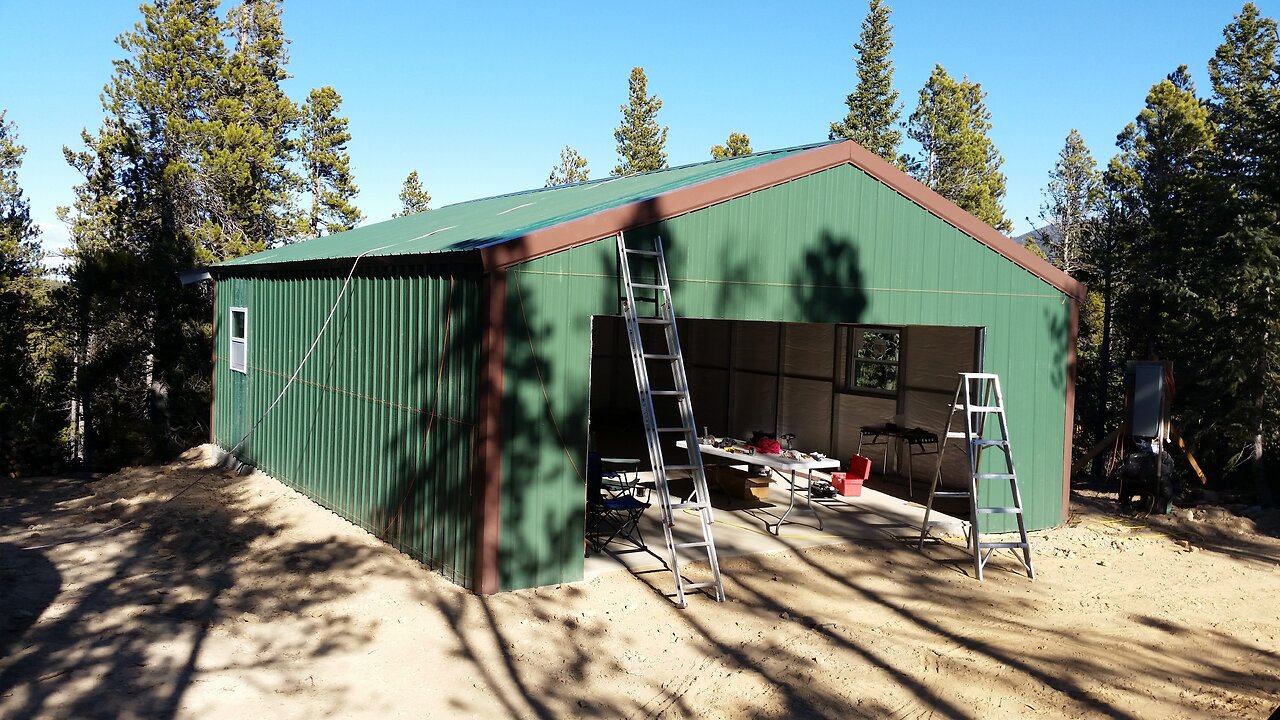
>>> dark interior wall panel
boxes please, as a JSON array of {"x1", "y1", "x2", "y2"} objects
[
  {"x1": 900, "y1": 325, "x2": 978, "y2": 487},
  {"x1": 783, "y1": 323, "x2": 834, "y2": 378},
  {"x1": 835, "y1": 393, "x2": 896, "y2": 466},
  {"x1": 778, "y1": 377, "x2": 834, "y2": 450},
  {"x1": 902, "y1": 326, "x2": 976, "y2": 393},
  {"x1": 733, "y1": 322, "x2": 780, "y2": 373},
  {"x1": 684, "y1": 318, "x2": 731, "y2": 367},
  {"x1": 729, "y1": 372, "x2": 779, "y2": 438},
  {"x1": 688, "y1": 367, "x2": 730, "y2": 437}
]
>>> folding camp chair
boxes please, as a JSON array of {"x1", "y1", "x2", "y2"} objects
[{"x1": 586, "y1": 452, "x2": 650, "y2": 553}]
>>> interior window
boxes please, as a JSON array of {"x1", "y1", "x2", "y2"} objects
[
  {"x1": 844, "y1": 326, "x2": 899, "y2": 394},
  {"x1": 230, "y1": 307, "x2": 248, "y2": 373}
]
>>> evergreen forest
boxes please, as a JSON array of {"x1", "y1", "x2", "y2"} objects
[{"x1": 2, "y1": 0, "x2": 1277, "y2": 511}]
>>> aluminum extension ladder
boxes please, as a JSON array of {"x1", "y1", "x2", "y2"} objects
[
  {"x1": 615, "y1": 231, "x2": 725, "y2": 606},
  {"x1": 917, "y1": 373, "x2": 1035, "y2": 580}
]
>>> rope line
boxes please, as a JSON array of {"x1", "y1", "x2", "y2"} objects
[
  {"x1": 21, "y1": 236, "x2": 422, "y2": 552},
  {"x1": 245, "y1": 362, "x2": 473, "y2": 426}
]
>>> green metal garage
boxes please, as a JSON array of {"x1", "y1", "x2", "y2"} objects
[{"x1": 202, "y1": 139, "x2": 1083, "y2": 594}]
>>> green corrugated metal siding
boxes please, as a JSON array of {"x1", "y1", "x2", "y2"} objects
[
  {"x1": 212, "y1": 143, "x2": 830, "y2": 268},
  {"x1": 213, "y1": 267, "x2": 483, "y2": 587},
  {"x1": 498, "y1": 163, "x2": 1070, "y2": 590}
]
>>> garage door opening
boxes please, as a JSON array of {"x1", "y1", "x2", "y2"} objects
[{"x1": 587, "y1": 316, "x2": 984, "y2": 503}]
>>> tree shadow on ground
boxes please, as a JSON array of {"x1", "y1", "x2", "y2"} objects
[
  {"x1": 0, "y1": 454, "x2": 421, "y2": 719},
  {"x1": 422, "y1": 530, "x2": 1280, "y2": 718},
  {"x1": 421, "y1": 209, "x2": 1280, "y2": 717}
]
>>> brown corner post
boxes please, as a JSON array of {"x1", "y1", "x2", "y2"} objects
[
  {"x1": 1062, "y1": 295, "x2": 1080, "y2": 523},
  {"x1": 473, "y1": 269, "x2": 507, "y2": 594}
]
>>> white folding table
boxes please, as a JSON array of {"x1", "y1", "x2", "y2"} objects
[{"x1": 677, "y1": 440, "x2": 841, "y2": 534}]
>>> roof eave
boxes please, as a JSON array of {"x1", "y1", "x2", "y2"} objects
[{"x1": 481, "y1": 140, "x2": 1087, "y2": 301}]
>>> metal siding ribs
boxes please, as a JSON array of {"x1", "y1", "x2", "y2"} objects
[{"x1": 211, "y1": 268, "x2": 483, "y2": 588}]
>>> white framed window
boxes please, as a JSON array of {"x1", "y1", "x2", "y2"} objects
[
  {"x1": 841, "y1": 325, "x2": 900, "y2": 396},
  {"x1": 229, "y1": 306, "x2": 248, "y2": 374}
]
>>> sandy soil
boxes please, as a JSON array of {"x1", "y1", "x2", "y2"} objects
[{"x1": 2, "y1": 446, "x2": 1278, "y2": 720}]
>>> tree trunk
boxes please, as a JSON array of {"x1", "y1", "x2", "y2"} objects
[{"x1": 1255, "y1": 321, "x2": 1271, "y2": 505}]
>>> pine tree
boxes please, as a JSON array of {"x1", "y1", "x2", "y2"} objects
[
  {"x1": 1209, "y1": 2, "x2": 1279, "y2": 202},
  {"x1": 613, "y1": 67, "x2": 668, "y2": 176},
  {"x1": 1101, "y1": 66, "x2": 1228, "y2": 492},
  {"x1": 301, "y1": 86, "x2": 362, "y2": 236},
  {"x1": 0, "y1": 112, "x2": 40, "y2": 286},
  {"x1": 905, "y1": 65, "x2": 1011, "y2": 232},
  {"x1": 61, "y1": 0, "x2": 229, "y2": 463},
  {"x1": 1022, "y1": 236, "x2": 1049, "y2": 261},
  {"x1": 710, "y1": 132, "x2": 752, "y2": 159},
  {"x1": 1109, "y1": 66, "x2": 1219, "y2": 356},
  {"x1": 546, "y1": 146, "x2": 590, "y2": 187},
  {"x1": 1207, "y1": 3, "x2": 1280, "y2": 499},
  {"x1": 208, "y1": 0, "x2": 301, "y2": 252},
  {"x1": 1036, "y1": 129, "x2": 1100, "y2": 276},
  {"x1": 0, "y1": 111, "x2": 50, "y2": 471},
  {"x1": 829, "y1": 0, "x2": 903, "y2": 164},
  {"x1": 394, "y1": 170, "x2": 431, "y2": 216}
]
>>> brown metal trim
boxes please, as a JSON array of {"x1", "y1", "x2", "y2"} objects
[
  {"x1": 842, "y1": 143, "x2": 1087, "y2": 301},
  {"x1": 209, "y1": 282, "x2": 218, "y2": 444},
  {"x1": 480, "y1": 140, "x2": 1086, "y2": 300},
  {"x1": 1061, "y1": 296, "x2": 1080, "y2": 522},
  {"x1": 480, "y1": 142, "x2": 855, "y2": 271},
  {"x1": 473, "y1": 269, "x2": 507, "y2": 594}
]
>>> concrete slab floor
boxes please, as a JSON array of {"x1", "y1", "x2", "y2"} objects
[{"x1": 584, "y1": 471, "x2": 967, "y2": 581}]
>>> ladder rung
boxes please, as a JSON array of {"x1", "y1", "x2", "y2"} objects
[
  {"x1": 977, "y1": 541, "x2": 1030, "y2": 549},
  {"x1": 967, "y1": 406, "x2": 1004, "y2": 413},
  {"x1": 681, "y1": 581, "x2": 720, "y2": 590},
  {"x1": 618, "y1": 233, "x2": 725, "y2": 604},
  {"x1": 976, "y1": 507, "x2": 1023, "y2": 514},
  {"x1": 975, "y1": 473, "x2": 1016, "y2": 480},
  {"x1": 932, "y1": 491, "x2": 971, "y2": 498},
  {"x1": 971, "y1": 439, "x2": 1008, "y2": 446},
  {"x1": 946, "y1": 431, "x2": 967, "y2": 439}
]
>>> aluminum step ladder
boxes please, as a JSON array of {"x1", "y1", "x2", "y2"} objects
[
  {"x1": 616, "y1": 231, "x2": 725, "y2": 606},
  {"x1": 917, "y1": 373, "x2": 1035, "y2": 580}
]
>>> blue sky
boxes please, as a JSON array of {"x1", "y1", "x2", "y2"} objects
[{"x1": 3, "y1": 0, "x2": 1277, "y2": 264}]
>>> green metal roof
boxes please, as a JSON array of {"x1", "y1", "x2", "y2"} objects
[{"x1": 213, "y1": 141, "x2": 836, "y2": 268}]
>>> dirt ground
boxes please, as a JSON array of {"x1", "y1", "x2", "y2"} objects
[{"x1": 2, "y1": 446, "x2": 1278, "y2": 720}]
